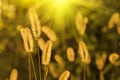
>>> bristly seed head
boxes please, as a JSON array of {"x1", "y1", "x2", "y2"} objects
[
  {"x1": 42, "y1": 26, "x2": 57, "y2": 42},
  {"x1": 109, "y1": 53, "x2": 120, "y2": 66},
  {"x1": 29, "y1": 7, "x2": 41, "y2": 39},
  {"x1": 108, "y1": 12, "x2": 120, "y2": 29},
  {"x1": 38, "y1": 38, "x2": 46, "y2": 51},
  {"x1": 59, "y1": 70, "x2": 70, "y2": 80},
  {"x1": 54, "y1": 54, "x2": 65, "y2": 68},
  {"x1": 75, "y1": 12, "x2": 88, "y2": 35},
  {"x1": 78, "y1": 41, "x2": 90, "y2": 64},
  {"x1": 42, "y1": 40, "x2": 53, "y2": 65},
  {"x1": 10, "y1": 68, "x2": 18, "y2": 80},
  {"x1": 95, "y1": 53, "x2": 107, "y2": 70},
  {"x1": 66, "y1": 47, "x2": 75, "y2": 62},
  {"x1": 19, "y1": 27, "x2": 34, "y2": 53}
]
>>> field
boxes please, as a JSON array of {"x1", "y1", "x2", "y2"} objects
[{"x1": 0, "y1": 0, "x2": 120, "y2": 80}]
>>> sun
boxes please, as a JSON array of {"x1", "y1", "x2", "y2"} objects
[{"x1": 32, "y1": 0, "x2": 76, "y2": 31}]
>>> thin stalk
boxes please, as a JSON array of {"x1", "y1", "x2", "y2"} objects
[
  {"x1": 28, "y1": 54, "x2": 31, "y2": 80},
  {"x1": 0, "y1": 0, "x2": 1, "y2": 19},
  {"x1": 84, "y1": 63, "x2": 86, "y2": 80},
  {"x1": 86, "y1": 66, "x2": 91, "y2": 78},
  {"x1": 44, "y1": 65, "x2": 48, "y2": 80},
  {"x1": 30, "y1": 54, "x2": 38, "y2": 80},
  {"x1": 111, "y1": 70, "x2": 114, "y2": 80},
  {"x1": 99, "y1": 70, "x2": 104, "y2": 80},
  {"x1": 44, "y1": 65, "x2": 46, "y2": 80},
  {"x1": 36, "y1": 40, "x2": 42, "y2": 80},
  {"x1": 93, "y1": 73, "x2": 96, "y2": 80}
]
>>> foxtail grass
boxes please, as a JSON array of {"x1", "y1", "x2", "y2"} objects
[
  {"x1": 41, "y1": 26, "x2": 57, "y2": 42},
  {"x1": 109, "y1": 53, "x2": 120, "y2": 66},
  {"x1": 59, "y1": 70, "x2": 70, "y2": 80},
  {"x1": 95, "y1": 53, "x2": 107, "y2": 80},
  {"x1": 38, "y1": 38, "x2": 46, "y2": 51},
  {"x1": 41, "y1": 40, "x2": 52, "y2": 80},
  {"x1": 19, "y1": 27, "x2": 34, "y2": 53},
  {"x1": 29, "y1": 7, "x2": 42, "y2": 80},
  {"x1": 95, "y1": 53, "x2": 107, "y2": 70},
  {"x1": 10, "y1": 68, "x2": 18, "y2": 80},
  {"x1": 42, "y1": 40, "x2": 52, "y2": 65},
  {"x1": 49, "y1": 63, "x2": 58, "y2": 78},
  {"x1": 78, "y1": 41, "x2": 90, "y2": 64},
  {"x1": 28, "y1": 7, "x2": 41, "y2": 39},
  {"x1": 109, "y1": 53, "x2": 120, "y2": 80},
  {"x1": 78, "y1": 41, "x2": 91, "y2": 80},
  {"x1": 66, "y1": 47, "x2": 75, "y2": 62},
  {"x1": 108, "y1": 12, "x2": 120, "y2": 29},
  {"x1": 54, "y1": 54, "x2": 65, "y2": 69},
  {"x1": 18, "y1": 26, "x2": 38, "y2": 80},
  {"x1": 75, "y1": 12, "x2": 88, "y2": 35}
]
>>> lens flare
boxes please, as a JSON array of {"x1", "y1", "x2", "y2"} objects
[{"x1": 33, "y1": 0, "x2": 101, "y2": 32}]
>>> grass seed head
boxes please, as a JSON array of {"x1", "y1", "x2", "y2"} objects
[
  {"x1": 38, "y1": 38, "x2": 46, "y2": 51},
  {"x1": 54, "y1": 54, "x2": 65, "y2": 67},
  {"x1": 29, "y1": 7, "x2": 41, "y2": 39},
  {"x1": 42, "y1": 26, "x2": 57, "y2": 42},
  {"x1": 49, "y1": 63, "x2": 58, "y2": 78},
  {"x1": 84, "y1": 17, "x2": 88, "y2": 24},
  {"x1": 109, "y1": 53, "x2": 120, "y2": 66},
  {"x1": 59, "y1": 70, "x2": 70, "y2": 80},
  {"x1": 66, "y1": 47, "x2": 75, "y2": 62},
  {"x1": 19, "y1": 27, "x2": 34, "y2": 53},
  {"x1": 75, "y1": 12, "x2": 88, "y2": 35},
  {"x1": 42, "y1": 40, "x2": 52, "y2": 65},
  {"x1": 78, "y1": 41, "x2": 90, "y2": 64},
  {"x1": 10, "y1": 68, "x2": 18, "y2": 80},
  {"x1": 95, "y1": 53, "x2": 107, "y2": 70},
  {"x1": 17, "y1": 25, "x2": 23, "y2": 31},
  {"x1": 108, "y1": 12, "x2": 120, "y2": 28}
]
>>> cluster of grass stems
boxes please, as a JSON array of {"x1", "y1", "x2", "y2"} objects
[{"x1": 11, "y1": 8, "x2": 120, "y2": 80}]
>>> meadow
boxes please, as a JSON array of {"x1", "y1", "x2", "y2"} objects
[{"x1": 0, "y1": 0, "x2": 120, "y2": 80}]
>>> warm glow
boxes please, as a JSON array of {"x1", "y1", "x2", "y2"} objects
[
  {"x1": 31, "y1": 0, "x2": 97, "y2": 31},
  {"x1": 54, "y1": 0, "x2": 67, "y2": 6}
]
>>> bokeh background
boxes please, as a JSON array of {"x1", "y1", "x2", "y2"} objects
[{"x1": 0, "y1": 0, "x2": 120, "y2": 80}]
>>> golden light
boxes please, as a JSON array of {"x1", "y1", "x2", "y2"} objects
[
  {"x1": 54, "y1": 0, "x2": 67, "y2": 6},
  {"x1": 32, "y1": 0, "x2": 98, "y2": 31},
  {"x1": 34, "y1": 0, "x2": 73, "y2": 31}
]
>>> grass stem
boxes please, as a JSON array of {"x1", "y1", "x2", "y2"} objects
[
  {"x1": 44, "y1": 65, "x2": 48, "y2": 80},
  {"x1": 84, "y1": 63, "x2": 86, "y2": 80},
  {"x1": 36, "y1": 40, "x2": 42, "y2": 80},
  {"x1": 30, "y1": 54, "x2": 38, "y2": 80},
  {"x1": 28, "y1": 54, "x2": 31, "y2": 80},
  {"x1": 99, "y1": 70, "x2": 104, "y2": 80}
]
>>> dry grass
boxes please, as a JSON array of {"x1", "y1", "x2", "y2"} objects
[
  {"x1": 42, "y1": 40, "x2": 52, "y2": 65},
  {"x1": 66, "y1": 47, "x2": 75, "y2": 62},
  {"x1": 10, "y1": 68, "x2": 18, "y2": 80},
  {"x1": 38, "y1": 38, "x2": 46, "y2": 51},
  {"x1": 29, "y1": 7, "x2": 41, "y2": 39},
  {"x1": 109, "y1": 53, "x2": 120, "y2": 66},
  {"x1": 41, "y1": 26, "x2": 57, "y2": 42},
  {"x1": 59, "y1": 70, "x2": 70, "y2": 80},
  {"x1": 95, "y1": 53, "x2": 107, "y2": 70},
  {"x1": 78, "y1": 41, "x2": 90, "y2": 64},
  {"x1": 16, "y1": 8, "x2": 120, "y2": 80},
  {"x1": 108, "y1": 12, "x2": 120, "y2": 29},
  {"x1": 75, "y1": 12, "x2": 88, "y2": 35}
]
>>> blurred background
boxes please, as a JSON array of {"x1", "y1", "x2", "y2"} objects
[{"x1": 0, "y1": 0, "x2": 120, "y2": 80}]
